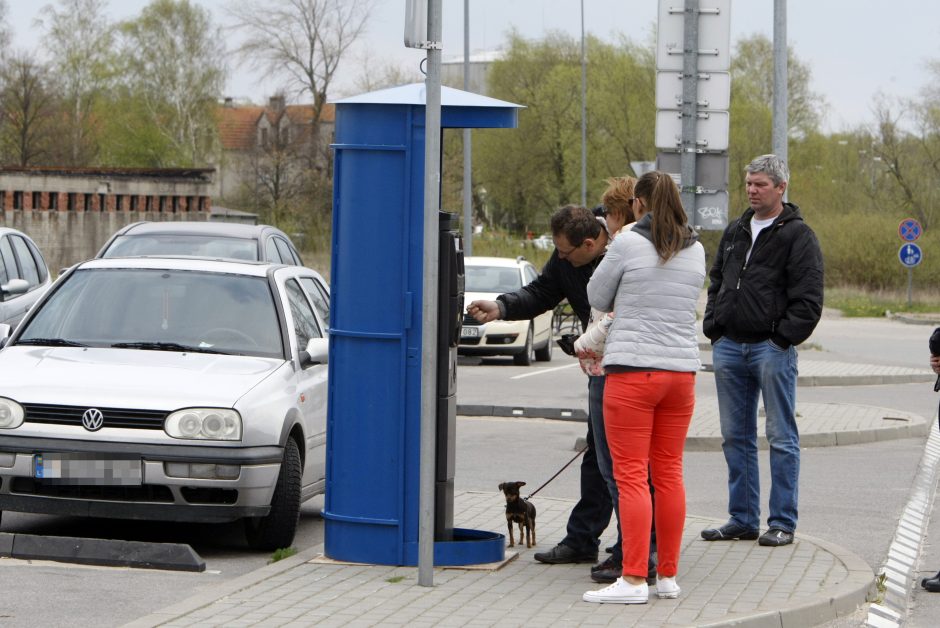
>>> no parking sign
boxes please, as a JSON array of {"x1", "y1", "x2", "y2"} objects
[
  {"x1": 897, "y1": 218, "x2": 924, "y2": 307},
  {"x1": 899, "y1": 218, "x2": 923, "y2": 242}
]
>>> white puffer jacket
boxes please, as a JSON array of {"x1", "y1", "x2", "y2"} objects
[{"x1": 586, "y1": 215, "x2": 706, "y2": 372}]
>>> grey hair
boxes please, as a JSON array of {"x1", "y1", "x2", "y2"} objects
[{"x1": 745, "y1": 154, "x2": 790, "y2": 186}]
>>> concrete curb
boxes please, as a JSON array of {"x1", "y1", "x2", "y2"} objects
[
  {"x1": 694, "y1": 534, "x2": 875, "y2": 628},
  {"x1": 123, "y1": 543, "x2": 325, "y2": 627},
  {"x1": 125, "y1": 512, "x2": 873, "y2": 628},
  {"x1": 457, "y1": 404, "x2": 586, "y2": 420},
  {"x1": 0, "y1": 532, "x2": 204, "y2": 572},
  {"x1": 888, "y1": 313, "x2": 940, "y2": 326},
  {"x1": 684, "y1": 418, "x2": 929, "y2": 452},
  {"x1": 700, "y1": 363, "x2": 935, "y2": 387}
]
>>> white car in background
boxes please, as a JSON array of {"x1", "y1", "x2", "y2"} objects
[
  {"x1": 0, "y1": 256, "x2": 330, "y2": 550},
  {"x1": 0, "y1": 227, "x2": 52, "y2": 327},
  {"x1": 460, "y1": 256, "x2": 553, "y2": 366}
]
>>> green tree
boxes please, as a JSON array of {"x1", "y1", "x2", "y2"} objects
[
  {"x1": 727, "y1": 34, "x2": 826, "y2": 210},
  {"x1": 228, "y1": 0, "x2": 374, "y2": 158},
  {"x1": 475, "y1": 31, "x2": 655, "y2": 231},
  {"x1": 113, "y1": 0, "x2": 224, "y2": 166},
  {"x1": 0, "y1": 52, "x2": 56, "y2": 166},
  {"x1": 0, "y1": 0, "x2": 10, "y2": 61},
  {"x1": 36, "y1": 0, "x2": 116, "y2": 165}
]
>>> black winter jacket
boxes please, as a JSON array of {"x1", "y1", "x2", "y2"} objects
[
  {"x1": 497, "y1": 251, "x2": 600, "y2": 333},
  {"x1": 702, "y1": 202, "x2": 824, "y2": 348}
]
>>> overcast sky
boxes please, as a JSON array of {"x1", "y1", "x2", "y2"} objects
[{"x1": 5, "y1": 0, "x2": 939, "y2": 133}]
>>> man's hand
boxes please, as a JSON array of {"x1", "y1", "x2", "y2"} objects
[
  {"x1": 930, "y1": 354, "x2": 940, "y2": 375},
  {"x1": 467, "y1": 300, "x2": 500, "y2": 323}
]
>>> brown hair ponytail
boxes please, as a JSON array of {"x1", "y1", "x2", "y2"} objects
[{"x1": 633, "y1": 171, "x2": 688, "y2": 262}]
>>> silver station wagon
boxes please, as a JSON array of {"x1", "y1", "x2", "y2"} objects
[{"x1": 0, "y1": 256, "x2": 330, "y2": 550}]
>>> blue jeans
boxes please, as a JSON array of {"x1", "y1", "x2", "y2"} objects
[
  {"x1": 560, "y1": 377, "x2": 613, "y2": 554},
  {"x1": 588, "y1": 375, "x2": 622, "y2": 562},
  {"x1": 713, "y1": 337, "x2": 800, "y2": 533}
]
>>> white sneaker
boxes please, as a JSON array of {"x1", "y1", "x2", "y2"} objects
[
  {"x1": 656, "y1": 576, "x2": 681, "y2": 599},
  {"x1": 582, "y1": 577, "x2": 649, "y2": 604}
]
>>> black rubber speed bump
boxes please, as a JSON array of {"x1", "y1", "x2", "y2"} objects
[{"x1": 0, "y1": 532, "x2": 205, "y2": 571}]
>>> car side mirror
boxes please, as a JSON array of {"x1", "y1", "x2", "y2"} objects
[
  {"x1": 299, "y1": 337, "x2": 329, "y2": 368},
  {"x1": 0, "y1": 278, "x2": 29, "y2": 302},
  {"x1": 0, "y1": 323, "x2": 11, "y2": 348}
]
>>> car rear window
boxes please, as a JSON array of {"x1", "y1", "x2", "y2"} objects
[
  {"x1": 465, "y1": 266, "x2": 522, "y2": 293},
  {"x1": 103, "y1": 234, "x2": 259, "y2": 261}
]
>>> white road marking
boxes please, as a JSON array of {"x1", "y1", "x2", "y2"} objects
[{"x1": 510, "y1": 362, "x2": 581, "y2": 380}]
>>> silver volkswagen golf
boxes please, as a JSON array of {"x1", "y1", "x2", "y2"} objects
[{"x1": 0, "y1": 256, "x2": 330, "y2": 550}]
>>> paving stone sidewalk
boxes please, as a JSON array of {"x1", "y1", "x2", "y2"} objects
[
  {"x1": 128, "y1": 492, "x2": 874, "y2": 628},
  {"x1": 684, "y1": 400, "x2": 928, "y2": 451}
]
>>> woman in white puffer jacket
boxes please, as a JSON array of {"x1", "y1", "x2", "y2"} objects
[{"x1": 582, "y1": 171, "x2": 706, "y2": 605}]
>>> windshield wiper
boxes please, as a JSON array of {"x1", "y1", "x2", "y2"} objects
[
  {"x1": 16, "y1": 338, "x2": 88, "y2": 347},
  {"x1": 110, "y1": 341, "x2": 229, "y2": 355}
]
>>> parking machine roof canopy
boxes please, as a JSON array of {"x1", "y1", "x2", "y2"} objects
[{"x1": 332, "y1": 83, "x2": 522, "y2": 129}]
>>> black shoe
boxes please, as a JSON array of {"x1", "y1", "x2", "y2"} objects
[
  {"x1": 534, "y1": 543, "x2": 598, "y2": 564},
  {"x1": 922, "y1": 571, "x2": 940, "y2": 592},
  {"x1": 758, "y1": 528, "x2": 794, "y2": 546},
  {"x1": 590, "y1": 555, "x2": 621, "y2": 583},
  {"x1": 701, "y1": 521, "x2": 759, "y2": 541},
  {"x1": 921, "y1": 570, "x2": 940, "y2": 588}
]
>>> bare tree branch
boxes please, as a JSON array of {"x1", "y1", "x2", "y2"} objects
[{"x1": 228, "y1": 0, "x2": 373, "y2": 125}]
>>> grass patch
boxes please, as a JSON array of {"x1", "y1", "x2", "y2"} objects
[
  {"x1": 826, "y1": 286, "x2": 940, "y2": 317},
  {"x1": 268, "y1": 547, "x2": 298, "y2": 563},
  {"x1": 386, "y1": 575, "x2": 407, "y2": 583}
]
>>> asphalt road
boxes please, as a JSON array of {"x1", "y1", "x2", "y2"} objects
[{"x1": 0, "y1": 314, "x2": 937, "y2": 626}]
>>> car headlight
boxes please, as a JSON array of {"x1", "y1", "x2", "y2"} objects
[
  {"x1": 0, "y1": 397, "x2": 24, "y2": 429},
  {"x1": 165, "y1": 408, "x2": 242, "y2": 441}
]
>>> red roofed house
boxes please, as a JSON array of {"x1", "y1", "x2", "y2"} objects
[{"x1": 215, "y1": 95, "x2": 335, "y2": 202}]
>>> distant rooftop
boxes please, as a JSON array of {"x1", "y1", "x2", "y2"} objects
[
  {"x1": 0, "y1": 166, "x2": 214, "y2": 180},
  {"x1": 442, "y1": 50, "x2": 505, "y2": 64}
]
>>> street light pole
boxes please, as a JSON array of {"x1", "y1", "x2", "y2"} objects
[
  {"x1": 462, "y1": 0, "x2": 472, "y2": 255},
  {"x1": 418, "y1": 0, "x2": 442, "y2": 588},
  {"x1": 772, "y1": 0, "x2": 788, "y2": 200},
  {"x1": 580, "y1": 0, "x2": 587, "y2": 207}
]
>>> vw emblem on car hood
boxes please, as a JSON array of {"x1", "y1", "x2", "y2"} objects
[{"x1": 82, "y1": 408, "x2": 104, "y2": 431}]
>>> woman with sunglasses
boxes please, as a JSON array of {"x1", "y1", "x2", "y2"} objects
[{"x1": 582, "y1": 171, "x2": 706, "y2": 604}]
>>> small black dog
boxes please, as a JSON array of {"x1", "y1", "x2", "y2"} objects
[{"x1": 498, "y1": 481, "x2": 536, "y2": 548}]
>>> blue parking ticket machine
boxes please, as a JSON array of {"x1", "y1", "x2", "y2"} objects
[{"x1": 324, "y1": 84, "x2": 521, "y2": 566}]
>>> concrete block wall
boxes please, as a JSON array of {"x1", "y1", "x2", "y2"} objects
[{"x1": 1, "y1": 209, "x2": 212, "y2": 273}]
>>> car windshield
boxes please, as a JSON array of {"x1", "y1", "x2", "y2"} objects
[
  {"x1": 465, "y1": 265, "x2": 522, "y2": 293},
  {"x1": 102, "y1": 234, "x2": 259, "y2": 261},
  {"x1": 16, "y1": 268, "x2": 283, "y2": 358}
]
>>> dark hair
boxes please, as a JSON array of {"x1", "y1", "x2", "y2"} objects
[
  {"x1": 601, "y1": 176, "x2": 637, "y2": 226},
  {"x1": 633, "y1": 171, "x2": 688, "y2": 262},
  {"x1": 550, "y1": 204, "x2": 602, "y2": 246}
]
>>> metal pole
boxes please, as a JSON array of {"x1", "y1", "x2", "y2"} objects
[
  {"x1": 908, "y1": 267, "x2": 913, "y2": 309},
  {"x1": 580, "y1": 0, "x2": 587, "y2": 207},
  {"x1": 462, "y1": 0, "x2": 473, "y2": 255},
  {"x1": 419, "y1": 0, "x2": 442, "y2": 588},
  {"x1": 772, "y1": 0, "x2": 788, "y2": 200},
  {"x1": 679, "y1": 0, "x2": 699, "y2": 224}
]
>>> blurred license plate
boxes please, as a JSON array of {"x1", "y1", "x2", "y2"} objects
[
  {"x1": 461, "y1": 326, "x2": 479, "y2": 338},
  {"x1": 34, "y1": 453, "x2": 142, "y2": 486}
]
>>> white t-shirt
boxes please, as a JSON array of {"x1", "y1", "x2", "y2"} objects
[{"x1": 747, "y1": 216, "x2": 775, "y2": 262}]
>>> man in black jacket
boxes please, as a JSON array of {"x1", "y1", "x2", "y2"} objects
[
  {"x1": 467, "y1": 204, "x2": 616, "y2": 569},
  {"x1": 701, "y1": 154, "x2": 824, "y2": 547}
]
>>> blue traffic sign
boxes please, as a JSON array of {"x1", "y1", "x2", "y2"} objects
[
  {"x1": 899, "y1": 218, "x2": 923, "y2": 242},
  {"x1": 899, "y1": 243, "x2": 923, "y2": 268}
]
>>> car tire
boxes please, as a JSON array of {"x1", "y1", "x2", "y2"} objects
[
  {"x1": 534, "y1": 329, "x2": 552, "y2": 362},
  {"x1": 244, "y1": 437, "x2": 302, "y2": 551},
  {"x1": 513, "y1": 324, "x2": 535, "y2": 366}
]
